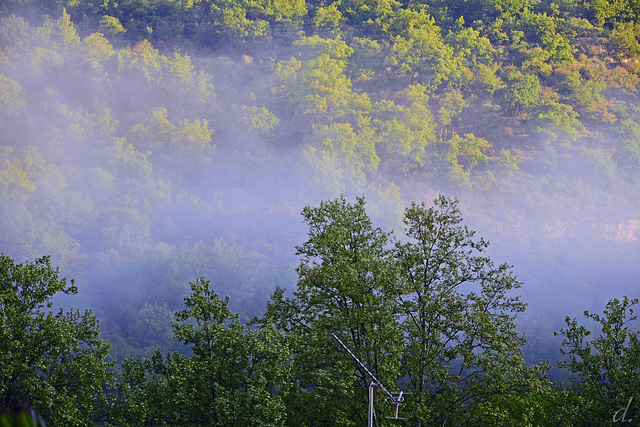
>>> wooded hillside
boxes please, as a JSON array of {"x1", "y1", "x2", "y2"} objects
[{"x1": 1, "y1": 0, "x2": 640, "y2": 424}]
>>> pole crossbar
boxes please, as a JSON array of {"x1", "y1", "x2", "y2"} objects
[
  {"x1": 331, "y1": 333, "x2": 397, "y2": 402},
  {"x1": 331, "y1": 333, "x2": 407, "y2": 425}
]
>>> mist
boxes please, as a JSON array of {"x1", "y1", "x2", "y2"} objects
[{"x1": 1, "y1": 5, "x2": 639, "y2": 373}]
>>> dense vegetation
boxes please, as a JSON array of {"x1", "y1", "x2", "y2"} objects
[
  {"x1": 2, "y1": 198, "x2": 640, "y2": 425},
  {"x1": 1, "y1": 0, "x2": 640, "y2": 424}
]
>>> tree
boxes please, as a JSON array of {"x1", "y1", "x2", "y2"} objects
[
  {"x1": 312, "y1": 4, "x2": 346, "y2": 37},
  {"x1": 372, "y1": 84, "x2": 437, "y2": 174},
  {"x1": 0, "y1": 403, "x2": 47, "y2": 427},
  {"x1": 436, "y1": 133, "x2": 490, "y2": 185},
  {"x1": 123, "y1": 278, "x2": 293, "y2": 426},
  {"x1": 534, "y1": 90, "x2": 582, "y2": 143},
  {"x1": 614, "y1": 119, "x2": 640, "y2": 173},
  {"x1": 81, "y1": 32, "x2": 115, "y2": 69},
  {"x1": 395, "y1": 196, "x2": 546, "y2": 426},
  {"x1": 0, "y1": 75, "x2": 25, "y2": 118},
  {"x1": 608, "y1": 21, "x2": 640, "y2": 57},
  {"x1": 267, "y1": 195, "x2": 546, "y2": 426},
  {"x1": 273, "y1": 36, "x2": 368, "y2": 126},
  {"x1": 0, "y1": 255, "x2": 113, "y2": 426},
  {"x1": 554, "y1": 296, "x2": 640, "y2": 426},
  {"x1": 382, "y1": 9, "x2": 460, "y2": 89},
  {"x1": 302, "y1": 121, "x2": 380, "y2": 194},
  {"x1": 585, "y1": 0, "x2": 638, "y2": 27},
  {"x1": 499, "y1": 69, "x2": 541, "y2": 112},
  {"x1": 444, "y1": 20, "x2": 498, "y2": 70},
  {"x1": 266, "y1": 196, "x2": 402, "y2": 426},
  {"x1": 99, "y1": 16, "x2": 127, "y2": 36}
]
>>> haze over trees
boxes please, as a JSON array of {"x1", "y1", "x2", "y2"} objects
[
  {"x1": 1, "y1": 0, "x2": 640, "y2": 424},
  {"x1": 1, "y1": 197, "x2": 638, "y2": 425}
]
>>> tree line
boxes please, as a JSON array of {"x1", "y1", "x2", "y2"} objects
[{"x1": 1, "y1": 196, "x2": 639, "y2": 426}]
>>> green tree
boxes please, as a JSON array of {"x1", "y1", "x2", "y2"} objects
[
  {"x1": 499, "y1": 68, "x2": 541, "y2": 112},
  {"x1": 382, "y1": 9, "x2": 460, "y2": 89},
  {"x1": 564, "y1": 70, "x2": 605, "y2": 114},
  {"x1": 0, "y1": 255, "x2": 113, "y2": 426},
  {"x1": 475, "y1": 62, "x2": 503, "y2": 94},
  {"x1": 608, "y1": 21, "x2": 640, "y2": 57},
  {"x1": 585, "y1": 0, "x2": 638, "y2": 27},
  {"x1": 274, "y1": 36, "x2": 368, "y2": 126},
  {"x1": 396, "y1": 196, "x2": 546, "y2": 426},
  {"x1": 372, "y1": 84, "x2": 437, "y2": 173},
  {"x1": 312, "y1": 4, "x2": 346, "y2": 37},
  {"x1": 303, "y1": 120, "x2": 380, "y2": 192},
  {"x1": 99, "y1": 15, "x2": 127, "y2": 36},
  {"x1": 554, "y1": 296, "x2": 640, "y2": 426},
  {"x1": 616, "y1": 119, "x2": 640, "y2": 173},
  {"x1": 43, "y1": 9, "x2": 81, "y2": 49},
  {"x1": 196, "y1": 0, "x2": 271, "y2": 50},
  {"x1": 268, "y1": 196, "x2": 546, "y2": 426},
  {"x1": 244, "y1": 0, "x2": 307, "y2": 23},
  {"x1": 124, "y1": 278, "x2": 293, "y2": 426},
  {"x1": 0, "y1": 403, "x2": 46, "y2": 427},
  {"x1": 437, "y1": 133, "x2": 490, "y2": 185},
  {"x1": 241, "y1": 105, "x2": 281, "y2": 136},
  {"x1": 267, "y1": 196, "x2": 402, "y2": 426},
  {"x1": 81, "y1": 32, "x2": 115, "y2": 69},
  {"x1": 0, "y1": 75, "x2": 25, "y2": 118},
  {"x1": 444, "y1": 19, "x2": 498, "y2": 70}
]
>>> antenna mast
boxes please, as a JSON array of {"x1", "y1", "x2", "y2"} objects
[{"x1": 331, "y1": 333, "x2": 408, "y2": 426}]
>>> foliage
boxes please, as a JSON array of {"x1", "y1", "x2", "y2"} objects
[
  {"x1": 115, "y1": 278, "x2": 293, "y2": 426},
  {"x1": 0, "y1": 403, "x2": 46, "y2": 427},
  {"x1": 266, "y1": 196, "x2": 401, "y2": 426},
  {"x1": 267, "y1": 195, "x2": 547, "y2": 426},
  {"x1": 499, "y1": 69, "x2": 541, "y2": 111},
  {"x1": 0, "y1": 74, "x2": 24, "y2": 117},
  {"x1": 554, "y1": 296, "x2": 640, "y2": 426},
  {"x1": 0, "y1": 255, "x2": 112, "y2": 426},
  {"x1": 395, "y1": 196, "x2": 547, "y2": 426},
  {"x1": 1, "y1": 2, "x2": 640, "y2": 424}
]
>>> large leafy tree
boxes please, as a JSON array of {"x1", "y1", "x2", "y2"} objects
[
  {"x1": 0, "y1": 254, "x2": 113, "y2": 426},
  {"x1": 396, "y1": 196, "x2": 546, "y2": 426},
  {"x1": 267, "y1": 196, "x2": 402, "y2": 426},
  {"x1": 268, "y1": 195, "x2": 546, "y2": 426}
]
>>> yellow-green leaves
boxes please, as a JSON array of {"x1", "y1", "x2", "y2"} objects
[
  {"x1": 312, "y1": 4, "x2": 345, "y2": 37},
  {"x1": 304, "y1": 121, "x2": 379, "y2": 192},
  {"x1": 0, "y1": 75, "x2": 25, "y2": 117},
  {"x1": 242, "y1": 105, "x2": 281, "y2": 135},
  {"x1": 499, "y1": 69, "x2": 540, "y2": 111},
  {"x1": 81, "y1": 33, "x2": 114, "y2": 68},
  {"x1": 129, "y1": 107, "x2": 214, "y2": 156},
  {"x1": 99, "y1": 15, "x2": 126, "y2": 35},
  {"x1": 275, "y1": 36, "x2": 359, "y2": 122},
  {"x1": 0, "y1": 146, "x2": 38, "y2": 195}
]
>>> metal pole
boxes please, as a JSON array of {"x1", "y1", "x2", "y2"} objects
[
  {"x1": 331, "y1": 333, "x2": 409, "y2": 422},
  {"x1": 368, "y1": 382, "x2": 375, "y2": 427}
]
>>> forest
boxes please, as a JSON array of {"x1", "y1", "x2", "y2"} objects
[{"x1": 0, "y1": 0, "x2": 639, "y2": 424}]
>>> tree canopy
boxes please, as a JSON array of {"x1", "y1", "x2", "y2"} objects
[{"x1": 0, "y1": 255, "x2": 112, "y2": 425}]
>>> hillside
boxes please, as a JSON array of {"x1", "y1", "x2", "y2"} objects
[{"x1": 0, "y1": 0, "x2": 639, "y2": 380}]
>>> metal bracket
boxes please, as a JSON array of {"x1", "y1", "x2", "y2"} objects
[{"x1": 331, "y1": 333, "x2": 409, "y2": 425}]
